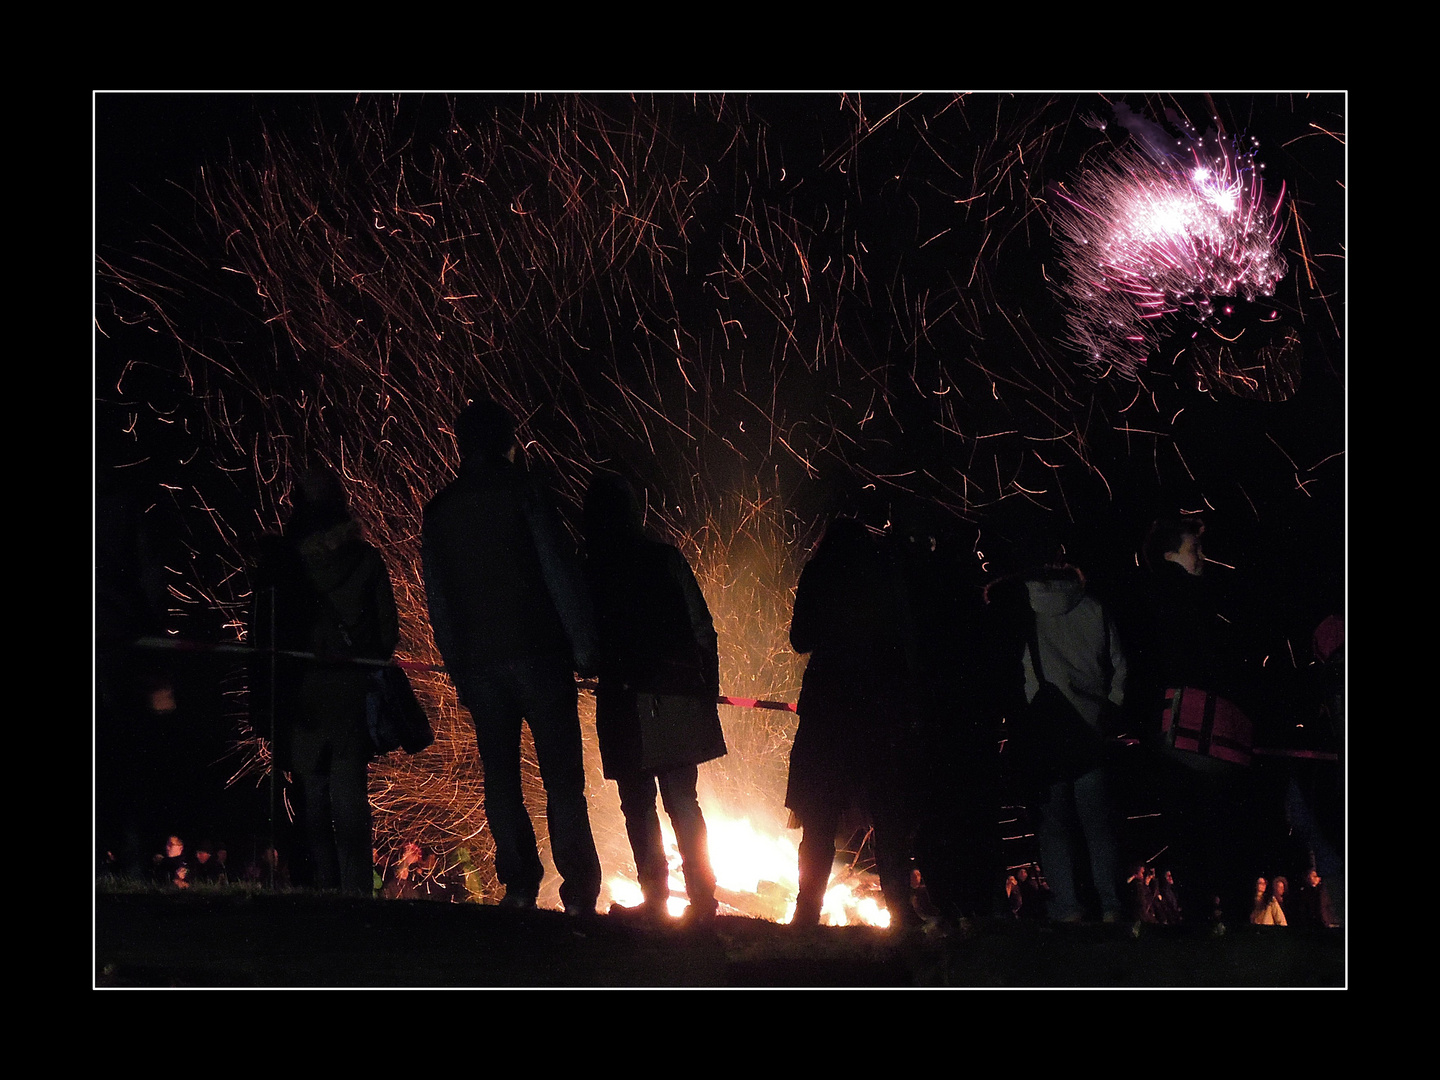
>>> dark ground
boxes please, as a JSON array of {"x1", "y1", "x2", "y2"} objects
[{"x1": 95, "y1": 890, "x2": 1344, "y2": 988}]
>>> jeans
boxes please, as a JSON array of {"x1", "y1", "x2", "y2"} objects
[
  {"x1": 1036, "y1": 766, "x2": 1122, "y2": 920},
  {"x1": 452, "y1": 656, "x2": 602, "y2": 911}
]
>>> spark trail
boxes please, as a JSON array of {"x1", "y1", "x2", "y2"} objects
[{"x1": 96, "y1": 92, "x2": 1344, "y2": 908}]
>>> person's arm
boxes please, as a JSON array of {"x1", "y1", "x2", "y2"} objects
[
  {"x1": 789, "y1": 559, "x2": 824, "y2": 655},
  {"x1": 374, "y1": 553, "x2": 401, "y2": 661},
  {"x1": 1106, "y1": 609, "x2": 1129, "y2": 711},
  {"x1": 421, "y1": 528, "x2": 459, "y2": 668},
  {"x1": 671, "y1": 548, "x2": 720, "y2": 695},
  {"x1": 521, "y1": 482, "x2": 599, "y2": 676}
]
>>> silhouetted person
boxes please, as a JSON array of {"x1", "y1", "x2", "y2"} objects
[
  {"x1": 1155, "y1": 868, "x2": 1182, "y2": 924},
  {"x1": 896, "y1": 518, "x2": 1000, "y2": 925},
  {"x1": 421, "y1": 399, "x2": 602, "y2": 914},
  {"x1": 191, "y1": 839, "x2": 227, "y2": 885},
  {"x1": 1292, "y1": 867, "x2": 1337, "y2": 928},
  {"x1": 583, "y1": 473, "x2": 727, "y2": 927},
  {"x1": 153, "y1": 833, "x2": 188, "y2": 888},
  {"x1": 786, "y1": 518, "x2": 921, "y2": 929},
  {"x1": 251, "y1": 467, "x2": 399, "y2": 896},
  {"x1": 1140, "y1": 514, "x2": 1259, "y2": 925},
  {"x1": 96, "y1": 476, "x2": 185, "y2": 878},
  {"x1": 985, "y1": 530, "x2": 1129, "y2": 924},
  {"x1": 1249, "y1": 875, "x2": 1287, "y2": 926}
]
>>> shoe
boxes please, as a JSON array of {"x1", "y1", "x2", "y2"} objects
[
  {"x1": 789, "y1": 900, "x2": 823, "y2": 928},
  {"x1": 678, "y1": 904, "x2": 717, "y2": 932},
  {"x1": 608, "y1": 901, "x2": 667, "y2": 928},
  {"x1": 498, "y1": 892, "x2": 537, "y2": 911},
  {"x1": 564, "y1": 902, "x2": 598, "y2": 918}
]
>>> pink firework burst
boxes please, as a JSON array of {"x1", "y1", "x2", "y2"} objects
[{"x1": 1052, "y1": 124, "x2": 1288, "y2": 378}]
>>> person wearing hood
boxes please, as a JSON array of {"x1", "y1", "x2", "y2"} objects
[
  {"x1": 251, "y1": 467, "x2": 399, "y2": 896},
  {"x1": 786, "y1": 517, "x2": 923, "y2": 930},
  {"x1": 583, "y1": 472, "x2": 726, "y2": 927},
  {"x1": 986, "y1": 529, "x2": 1129, "y2": 924}
]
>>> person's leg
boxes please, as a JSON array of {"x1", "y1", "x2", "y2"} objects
[
  {"x1": 1035, "y1": 780, "x2": 1082, "y2": 921},
  {"x1": 870, "y1": 792, "x2": 921, "y2": 929},
  {"x1": 659, "y1": 765, "x2": 717, "y2": 915},
  {"x1": 1073, "y1": 766, "x2": 1122, "y2": 920},
  {"x1": 794, "y1": 802, "x2": 842, "y2": 925},
  {"x1": 616, "y1": 770, "x2": 670, "y2": 911},
  {"x1": 331, "y1": 750, "x2": 375, "y2": 897},
  {"x1": 297, "y1": 764, "x2": 341, "y2": 891},
  {"x1": 455, "y1": 669, "x2": 544, "y2": 903},
  {"x1": 520, "y1": 659, "x2": 602, "y2": 912}
]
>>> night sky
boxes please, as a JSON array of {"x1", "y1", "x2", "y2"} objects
[{"x1": 94, "y1": 91, "x2": 1346, "y2": 860}]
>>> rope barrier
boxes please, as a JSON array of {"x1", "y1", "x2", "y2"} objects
[{"x1": 125, "y1": 635, "x2": 1335, "y2": 757}]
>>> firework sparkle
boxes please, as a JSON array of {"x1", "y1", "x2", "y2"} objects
[
  {"x1": 96, "y1": 92, "x2": 1345, "y2": 914},
  {"x1": 1051, "y1": 102, "x2": 1291, "y2": 379}
]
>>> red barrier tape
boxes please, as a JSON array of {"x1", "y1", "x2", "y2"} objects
[{"x1": 126, "y1": 636, "x2": 1335, "y2": 757}]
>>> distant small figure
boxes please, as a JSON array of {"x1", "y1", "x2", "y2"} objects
[
  {"x1": 1005, "y1": 874, "x2": 1023, "y2": 919},
  {"x1": 1126, "y1": 863, "x2": 1158, "y2": 924},
  {"x1": 1270, "y1": 875, "x2": 1289, "y2": 921},
  {"x1": 191, "y1": 839, "x2": 228, "y2": 885},
  {"x1": 153, "y1": 834, "x2": 188, "y2": 888},
  {"x1": 1154, "y1": 869, "x2": 1183, "y2": 925},
  {"x1": 1293, "y1": 868, "x2": 1338, "y2": 929},
  {"x1": 244, "y1": 844, "x2": 291, "y2": 889},
  {"x1": 1017, "y1": 863, "x2": 1047, "y2": 921},
  {"x1": 1250, "y1": 875, "x2": 1287, "y2": 926},
  {"x1": 382, "y1": 841, "x2": 449, "y2": 901}
]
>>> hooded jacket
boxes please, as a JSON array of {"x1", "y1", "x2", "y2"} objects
[{"x1": 1019, "y1": 568, "x2": 1127, "y2": 731}]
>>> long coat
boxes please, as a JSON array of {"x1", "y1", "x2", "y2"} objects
[
  {"x1": 586, "y1": 536, "x2": 726, "y2": 778},
  {"x1": 785, "y1": 522, "x2": 917, "y2": 820},
  {"x1": 252, "y1": 514, "x2": 400, "y2": 771},
  {"x1": 421, "y1": 455, "x2": 597, "y2": 676}
]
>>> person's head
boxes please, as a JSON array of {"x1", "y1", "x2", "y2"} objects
[
  {"x1": 454, "y1": 398, "x2": 518, "y2": 462},
  {"x1": 1308, "y1": 869, "x2": 1321, "y2": 888},
  {"x1": 165, "y1": 835, "x2": 184, "y2": 858},
  {"x1": 583, "y1": 472, "x2": 644, "y2": 544},
  {"x1": 294, "y1": 467, "x2": 348, "y2": 513},
  {"x1": 1254, "y1": 876, "x2": 1267, "y2": 897},
  {"x1": 981, "y1": 508, "x2": 1070, "y2": 580},
  {"x1": 1145, "y1": 515, "x2": 1205, "y2": 575},
  {"x1": 1272, "y1": 876, "x2": 1288, "y2": 899},
  {"x1": 289, "y1": 466, "x2": 352, "y2": 536}
]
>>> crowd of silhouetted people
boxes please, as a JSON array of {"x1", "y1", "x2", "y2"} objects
[{"x1": 98, "y1": 399, "x2": 1343, "y2": 936}]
